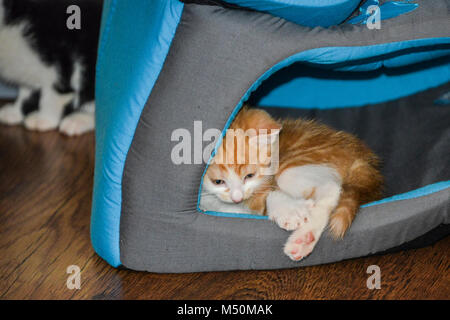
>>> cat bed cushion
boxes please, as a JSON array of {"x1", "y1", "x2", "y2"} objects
[{"x1": 92, "y1": 0, "x2": 450, "y2": 272}]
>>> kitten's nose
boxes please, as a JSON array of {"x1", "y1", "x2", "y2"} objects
[{"x1": 231, "y1": 190, "x2": 243, "y2": 203}]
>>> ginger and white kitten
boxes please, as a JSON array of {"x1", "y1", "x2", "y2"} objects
[
  {"x1": 200, "y1": 106, "x2": 285, "y2": 215},
  {"x1": 0, "y1": 0, "x2": 102, "y2": 136},
  {"x1": 200, "y1": 106, "x2": 383, "y2": 261}
]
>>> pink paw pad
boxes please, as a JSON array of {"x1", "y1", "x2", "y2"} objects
[{"x1": 305, "y1": 232, "x2": 315, "y2": 244}]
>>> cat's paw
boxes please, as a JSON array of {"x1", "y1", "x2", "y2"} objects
[
  {"x1": 24, "y1": 112, "x2": 59, "y2": 131},
  {"x1": 283, "y1": 205, "x2": 329, "y2": 261},
  {"x1": 275, "y1": 208, "x2": 311, "y2": 231},
  {"x1": 0, "y1": 104, "x2": 24, "y2": 125},
  {"x1": 284, "y1": 228, "x2": 317, "y2": 261},
  {"x1": 267, "y1": 191, "x2": 314, "y2": 231},
  {"x1": 59, "y1": 112, "x2": 94, "y2": 136}
]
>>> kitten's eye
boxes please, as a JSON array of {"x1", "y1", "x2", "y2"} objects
[
  {"x1": 245, "y1": 173, "x2": 255, "y2": 180},
  {"x1": 214, "y1": 179, "x2": 224, "y2": 185}
]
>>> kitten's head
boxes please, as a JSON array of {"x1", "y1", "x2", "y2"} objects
[{"x1": 203, "y1": 107, "x2": 281, "y2": 204}]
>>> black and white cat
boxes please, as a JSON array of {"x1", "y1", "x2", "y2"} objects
[{"x1": 0, "y1": 0, "x2": 102, "y2": 136}]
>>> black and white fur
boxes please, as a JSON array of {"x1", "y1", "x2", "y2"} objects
[{"x1": 0, "y1": 0, "x2": 102, "y2": 135}]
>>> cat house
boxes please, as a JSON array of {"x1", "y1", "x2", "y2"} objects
[{"x1": 91, "y1": 0, "x2": 449, "y2": 272}]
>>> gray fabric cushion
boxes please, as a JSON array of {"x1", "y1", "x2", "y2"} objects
[{"x1": 120, "y1": 2, "x2": 450, "y2": 272}]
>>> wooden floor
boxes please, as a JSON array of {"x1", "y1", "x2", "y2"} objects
[{"x1": 0, "y1": 103, "x2": 448, "y2": 300}]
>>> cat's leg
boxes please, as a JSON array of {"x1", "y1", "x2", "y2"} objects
[
  {"x1": 0, "y1": 86, "x2": 31, "y2": 125},
  {"x1": 24, "y1": 86, "x2": 73, "y2": 131},
  {"x1": 283, "y1": 205, "x2": 330, "y2": 261},
  {"x1": 267, "y1": 190, "x2": 314, "y2": 231},
  {"x1": 59, "y1": 59, "x2": 96, "y2": 136},
  {"x1": 277, "y1": 164, "x2": 342, "y2": 201},
  {"x1": 283, "y1": 174, "x2": 341, "y2": 261},
  {"x1": 59, "y1": 101, "x2": 95, "y2": 136},
  {"x1": 268, "y1": 165, "x2": 341, "y2": 231},
  {"x1": 328, "y1": 186, "x2": 360, "y2": 239}
]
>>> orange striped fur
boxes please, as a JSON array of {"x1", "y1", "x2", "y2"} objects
[{"x1": 205, "y1": 106, "x2": 383, "y2": 237}]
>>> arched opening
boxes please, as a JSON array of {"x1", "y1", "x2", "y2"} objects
[{"x1": 198, "y1": 51, "x2": 450, "y2": 218}]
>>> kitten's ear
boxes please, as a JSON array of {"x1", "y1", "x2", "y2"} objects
[
  {"x1": 247, "y1": 108, "x2": 282, "y2": 132},
  {"x1": 248, "y1": 129, "x2": 280, "y2": 168},
  {"x1": 244, "y1": 109, "x2": 281, "y2": 145},
  {"x1": 235, "y1": 107, "x2": 282, "y2": 148},
  {"x1": 248, "y1": 128, "x2": 281, "y2": 148},
  {"x1": 234, "y1": 107, "x2": 282, "y2": 132}
]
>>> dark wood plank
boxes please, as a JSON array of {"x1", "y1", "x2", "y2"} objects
[{"x1": 0, "y1": 100, "x2": 448, "y2": 299}]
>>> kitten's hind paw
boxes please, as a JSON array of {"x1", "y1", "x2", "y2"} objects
[
  {"x1": 283, "y1": 205, "x2": 329, "y2": 261},
  {"x1": 0, "y1": 104, "x2": 24, "y2": 125},
  {"x1": 284, "y1": 229, "x2": 317, "y2": 261},
  {"x1": 59, "y1": 112, "x2": 94, "y2": 136},
  {"x1": 267, "y1": 191, "x2": 314, "y2": 231}
]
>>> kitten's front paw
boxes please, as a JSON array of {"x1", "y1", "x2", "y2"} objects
[
  {"x1": 59, "y1": 112, "x2": 94, "y2": 136},
  {"x1": 24, "y1": 112, "x2": 59, "y2": 131},
  {"x1": 267, "y1": 191, "x2": 314, "y2": 231},
  {"x1": 0, "y1": 104, "x2": 24, "y2": 125}
]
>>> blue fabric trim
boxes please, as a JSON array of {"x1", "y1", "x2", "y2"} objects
[
  {"x1": 257, "y1": 54, "x2": 450, "y2": 109},
  {"x1": 362, "y1": 181, "x2": 450, "y2": 207},
  {"x1": 91, "y1": 0, "x2": 184, "y2": 267},
  {"x1": 257, "y1": 39, "x2": 450, "y2": 109},
  {"x1": 198, "y1": 38, "x2": 450, "y2": 220},
  {"x1": 224, "y1": 0, "x2": 361, "y2": 27},
  {"x1": 202, "y1": 210, "x2": 269, "y2": 220}
]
